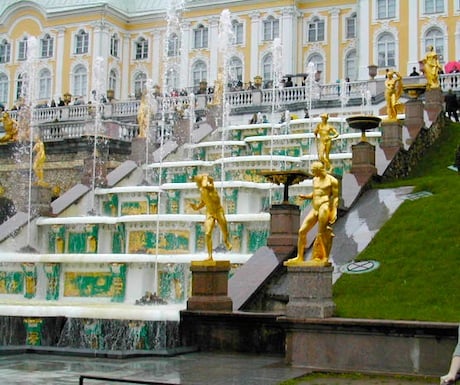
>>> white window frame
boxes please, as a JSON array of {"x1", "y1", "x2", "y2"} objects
[
  {"x1": 40, "y1": 34, "x2": 54, "y2": 58},
  {"x1": 135, "y1": 37, "x2": 148, "y2": 60},
  {"x1": 72, "y1": 65, "x2": 87, "y2": 97},
  {"x1": 75, "y1": 30, "x2": 89, "y2": 55},
  {"x1": 263, "y1": 16, "x2": 280, "y2": 41},
  {"x1": 193, "y1": 25, "x2": 208, "y2": 49}
]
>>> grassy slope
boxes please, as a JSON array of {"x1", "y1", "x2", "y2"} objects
[{"x1": 333, "y1": 121, "x2": 460, "y2": 322}]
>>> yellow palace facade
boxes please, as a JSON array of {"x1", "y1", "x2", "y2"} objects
[{"x1": 0, "y1": 0, "x2": 459, "y2": 108}]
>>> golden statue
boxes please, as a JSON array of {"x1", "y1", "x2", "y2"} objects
[
  {"x1": 384, "y1": 70, "x2": 403, "y2": 121},
  {"x1": 314, "y1": 113, "x2": 339, "y2": 172},
  {"x1": 285, "y1": 161, "x2": 339, "y2": 266},
  {"x1": 422, "y1": 45, "x2": 442, "y2": 90},
  {"x1": 0, "y1": 111, "x2": 18, "y2": 143},
  {"x1": 209, "y1": 68, "x2": 224, "y2": 106},
  {"x1": 32, "y1": 137, "x2": 47, "y2": 186},
  {"x1": 137, "y1": 91, "x2": 150, "y2": 138},
  {"x1": 190, "y1": 174, "x2": 232, "y2": 261}
]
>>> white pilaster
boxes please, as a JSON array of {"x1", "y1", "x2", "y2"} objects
[
  {"x1": 209, "y1": 16, "x2": 219, "y2": 83},
  {"x1": 329, "y1": 8, "x2": 340, "y2": 82},
  {"x1": 180, "y1": 22, "x2": 191, "y2": 90},
  {"x1": 54, "y1": 27, "x2": 65, "y2": 98},
  {"x1": 152, "y1": 30, "x2": 161, "y2": 86},
  {"x1": 357, "y1": 0, "x2": 371, "y2": 80},
  {"x1": 281, "y1": 7, "x2": 296, "y2": 76},
  {"x1": 121, "y1": 33, "x2": 130, "y2": 98},
  {"x1": 249, "y1": 11, "x2": 261, "y2": 80},
  {"x1": 407, "y1": 0, "x2": 419, "y2": 74}
]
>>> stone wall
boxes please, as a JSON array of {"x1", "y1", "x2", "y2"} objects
[{"x1": 381, "y1": 115, "x2": 445, "y2": 180}]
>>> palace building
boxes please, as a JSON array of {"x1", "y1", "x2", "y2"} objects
[{"x1": 0, "y1": 0, "x2": 459, "y2": 107}]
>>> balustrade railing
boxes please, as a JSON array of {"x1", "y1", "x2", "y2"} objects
[{"x1": 5, "y1": 73, "x2": 460, "y2": 144}]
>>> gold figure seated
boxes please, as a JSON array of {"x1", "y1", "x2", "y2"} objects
[{"x1": 0, "y1": 111, "x2": 19, "y2": 143}]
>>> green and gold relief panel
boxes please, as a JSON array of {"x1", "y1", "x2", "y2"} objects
[
  {"x1": 63, "y1": 266, "x2": 124, "y2": 300},
  {"x1": 121, "y1": 201, "x2": 148, "y2": 216},
  {"x1": 103, "y1": 194, "x2": 119, "y2": 216},
  {"x1": 0, "y1": 270, "x2": 24, "y2": 294},
  {"x1": 49, "y1": 225, "x2": 99, "y2": 254},
  {"x1": 128, "y1": 229, "x2": 190, "y2": 254}
]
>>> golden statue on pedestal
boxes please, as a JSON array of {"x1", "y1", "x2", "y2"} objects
[
  {"x1": 0, "y1": 111, "x2": 19, "y2": 143},
  {"x1": 137, "y1": 91, "x2": 150, "y2": 138},
  {"x1": 32, "y1": 137, "x2": 47, "y2": 186},
  {"x1": 190, "y1": 174, "x2": 232, "y2": 261},
  {"x1": 314, "y1": 113, "x2": 339, "y2": 172},
  {"x1": 384, "y1": 70, "x2": 403, "y2": 121},
  {"x1": 285, "y1": 161, "x2": 339, "y2": 267},
  {"x1": 422, "y1": 45, "x2": 442, "y2": 90}
]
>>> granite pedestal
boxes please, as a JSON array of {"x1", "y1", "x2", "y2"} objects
[
  {"x1": 351, "y1": 141, "x2": 377, "y2": 184},
  {"x1": 187, "y1": 260, "x2": 232, "y2": 311},
  {"x1": 285, "y1": 265, "x2": 335, "y2": 319}
]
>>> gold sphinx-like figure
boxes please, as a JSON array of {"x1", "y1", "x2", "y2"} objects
[
  {"x1": 385, "y1": 70, "x2": 403, "y2": 121},
  {"x1": 314, "y1": 113, "x2": 339, "y2": 172},
  {"x1": 189, "y1": 174, "x2": 232, "y2": 261},
  {"x1": 0, "y1": 111, "x2": 19, "y2": 143},
  {"x1": 285, "y1": 161, "x2": 339, "y2": 267}
]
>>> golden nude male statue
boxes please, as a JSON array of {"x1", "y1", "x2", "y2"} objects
[
  {"x1": 384, "y1": 70, "x2": 403, "y2": 121},
  {"x1": 285, "y1": 161, "x2": 339, "y2": 266},
  {"x1": 32, "y1": 137, "x2": 47, "y2": 186},
  {"x1": 190, "y1": 174, "x2": 232, "y2": 261},
  {"x1": 0, "y1": 111, "x2": 19, "y2": 143},
  {"x1": 314, "y1": 113, "x2": 339, "y2": 172}
]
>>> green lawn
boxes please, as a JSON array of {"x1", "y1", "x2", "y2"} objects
[{"x1": 333, "y1": 120, "x2": 460, "y2": 322}]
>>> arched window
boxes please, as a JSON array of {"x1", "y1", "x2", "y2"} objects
[
  {"x1": 72, "y1": 65, "x2": 87, "y2": 97},
  {"x1": 0, "y1": 39, "x2": 11, "y2": 63},
  {"x1": 193, "y1": 24, "x2": 208, "y2": 49},
  {"x1": 262, "y1": 54, "x2": 273, "y2": 83},
  {"x1": 263, "y1": 16, "x2": 279, "y2": 41},
  {"x1": 307, "y1": 53, "x2": 324, "y2": 75},
  {"x1": 308, "y1": 17, "x2": 325, "y2": 42},
  {"x1": 40, "y1": 34, "x2": 53, "y2": 58},
  {"x1": 425, "y1": 28, "x2": 444, "y2": 62},
  {"x1": 110, "y1": 34, "x2": 119, "y2": 57},
  {"x1": 345, "y1": 50, "x2": 357, "y2": 80},
  {"x1": 377, "y1": 32, "x2": 395, "y2": 67},
  {"x1": 0, "y1": 73, "x2": 8, "y2": 104},
  {"x1": 38, "y1": 68, "x2": 52, "y2": 100},
  {"x1": 168, "y1": 33, "x2": 180, "y2": 57},
  {"x1": 135, "y1": 37, "x2": 148, "y2": 60},
  {"x1": 134, "y1": 71, "x2": 147, "y2": 98},
  {"x1": 75, "y1": 30, "x2": 89, "y2": 54},
  {"x1": 109, "y1": 69, "x2": 118, "y2": 94},
  {"x1": 229, "y1": 57, "x2": 243, "y2": 83},
  {"x1": 192, "y1": 60, "x2": 207, "y2": 87}
]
